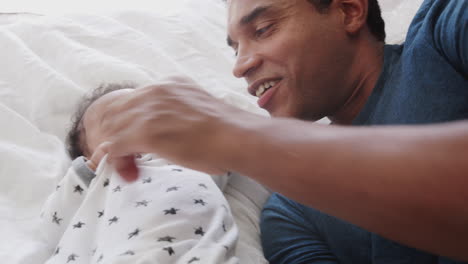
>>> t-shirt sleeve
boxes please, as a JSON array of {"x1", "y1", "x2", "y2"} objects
[{"x1": 433, "y1": 0, "x2": 468, "y2": 76}]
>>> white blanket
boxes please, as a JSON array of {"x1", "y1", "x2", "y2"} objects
[
  {"x1": 0, "y1": 2, "x2": 269, "y2": 262},
  {"x1": 0, "y1": 0, "x2": 424, "y2": 263}
]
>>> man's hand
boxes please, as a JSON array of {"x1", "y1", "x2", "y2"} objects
[
  {"x1": 86, "y1": 141, "x2": 111, "y2": 171},
  {"x1": 99, "y1": 76, "x2": 257, "y2": 181}
]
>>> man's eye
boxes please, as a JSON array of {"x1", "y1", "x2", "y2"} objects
[{"x1": 255, "y1": 24, "x2": 273, "y2": 37}]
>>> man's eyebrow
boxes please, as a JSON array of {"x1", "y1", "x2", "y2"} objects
[
  {"x1": 240, "y1": 6, "x2": 270, "y2": 25},
  {"x1": 227, "y1": 5, "x2": 271, "y2": 47}
]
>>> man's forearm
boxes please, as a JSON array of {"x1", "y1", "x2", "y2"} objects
[{"x1": 220, "y1": 117, "x2": 468, "y2": 260}]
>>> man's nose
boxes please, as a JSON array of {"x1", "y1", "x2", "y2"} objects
[{"x1": 232, "y1": 49, "x2": 262, "y2": 78}]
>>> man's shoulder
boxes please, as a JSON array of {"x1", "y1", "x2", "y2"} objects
[
  {"x1": 402, "y1": 0, "x2": 467, "y2": 75},
  {"x1": 406, "y1": 0, "x2": 466, "y2": 44}
]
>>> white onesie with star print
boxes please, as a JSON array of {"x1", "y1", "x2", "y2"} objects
[{"x1": 40, "y1": 154, "x2": 239, "y2": 264}]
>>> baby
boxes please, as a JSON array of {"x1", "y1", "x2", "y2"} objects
[{"x1": 40, "y1": 84, "x2": 239, "y2": 264}]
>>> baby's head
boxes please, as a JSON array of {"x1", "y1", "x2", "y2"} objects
[{"x1": 66, "y1": 83, "x2": 136, "y2": 159}]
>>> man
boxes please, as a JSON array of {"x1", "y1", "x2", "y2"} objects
[{"x1": 97, "y1": 0, "x2": 468, "y2": 262}]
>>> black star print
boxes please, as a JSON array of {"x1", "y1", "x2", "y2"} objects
[
  {"x1": 74, "y1": 185, "x2": 84, "y2": 194},
  {"x1": 97, "y1": 254, "x2": 104, "y2": 262},
  {"x1": 135, "y1": 200, "x2": 150, "y2": 207},
  {"x1": 166, "y1": 186, "x2": 180, "y2": 192},
  {"x1": 52, "y1": 212, "x2": 63, "y2": 225},
  {"x1": 73, "y1": 221, "x2": 85, "y2": 229},
  {"x1": 91, "y1": 248, "x2": 97, "y2": 256},
  {"x1": 194, "y1": 227, "x2": 205, "y2": 236},
  {"x1": 172, "y1": 168, "x2": 182, "y2": 172},
  {"x1": 194, "y1": 199, "x2": 206, "y2": 206},
  {"x1": 222, "y1": 222, "x2": 227, "y2": 232},
  {"x1": 108, "y1": 216, "x2": 119, "y2": 225},
  {"x1": 188, "y1": 257, "x2": 200, "y2": 263},
  {"x1": 56, "y1": 185, "x2": 61, "y2": 191},
  {"x1": 142, "y1": 177, "x2": 152, "y2": 184},
  {"x1": 54, "y1": 246, "x2": 60, "y2": 255},
  {"x1": 67, "y1": 253, "x2": 78, "y2": 263},
  {"x1": 103, "y1": 179, "x2": 109, "y2": 187},
  {"x1": 98, "y1": 210, "x2": 104, "y2": 218},
  {"x1": 198, "y1": 183, "x2": 207, "y2": 189},
  {"x1": 113, "y1": 185, "x2": 122, "y2": 192},
  {"x1": 158, "y1": 236, "x2": 176, "y2": 243},
  {"x1": 164, "y1": 208, "x2": 179, "y2": 215},
  {"x1": 163, "y1": 247, "x2": 175, "y2": 256},
  {"x1": 128, "y1": 228, "x2": 140, "y2": 239},
  {"x1": 120, "y1": 250, "x2": 135, "y2": 256}
]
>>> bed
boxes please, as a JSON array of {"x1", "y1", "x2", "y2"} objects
[{"x1": 0, "y1": 0, "x2": 424, "y2": 263}]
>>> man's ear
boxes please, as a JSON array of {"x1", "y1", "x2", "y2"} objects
[{"x1": 337, "y1": 0, "x2": 368, "y2": 36}]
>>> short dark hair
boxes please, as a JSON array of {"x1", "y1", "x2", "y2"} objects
[
  {"x1": 223, "y1": 0, "x2": 386, "y2": 42},
  {"x1": 66, "y1": 82, "x2": 136, "y2": 159},
  {"x1": 307, "y1": 0, "x2": 386, "y2": 42}
]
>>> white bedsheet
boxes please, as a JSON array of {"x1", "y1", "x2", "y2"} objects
[
  {"x1": 0, "y1": 1, "x2": 269, "y2": 262},
  {"x1": 0, "y1": 0, "x2": 424, "y2": 263}
]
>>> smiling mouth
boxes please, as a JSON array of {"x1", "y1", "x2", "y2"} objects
[
  {"x1": 256, "y1": 81, "x2": 274, "y2": 97},
  {"x1": 254, "y1": 79, "x2": 282, "y2": 98}
]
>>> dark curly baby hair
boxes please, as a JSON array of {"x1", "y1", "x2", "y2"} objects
[{"x1": 66, "y1": 83, "x2": 136, "y2": 159}]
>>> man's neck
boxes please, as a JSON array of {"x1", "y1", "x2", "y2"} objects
[{"x1": 329, "y1": 41, "x2": 385, "y2": 125}]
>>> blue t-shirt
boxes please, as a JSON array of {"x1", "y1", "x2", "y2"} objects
[{"x1": 353, "y1": 0, "x2": 467, "y2": 126}]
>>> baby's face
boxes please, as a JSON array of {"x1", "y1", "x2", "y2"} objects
[{"x1": 81, "y1": 89, "x2": 134, "y2": 157}]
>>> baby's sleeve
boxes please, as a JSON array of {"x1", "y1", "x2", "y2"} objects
[{"x1": 39, "y1": 156, "x2": 96, "y2": 253}]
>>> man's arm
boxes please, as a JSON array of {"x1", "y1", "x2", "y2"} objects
[
  {"x1": 219, "y1": 117, "x2": 468, "y2": 261},
  {"x1": 101, "y1": 78, "x2": 468, "y2": 261}
]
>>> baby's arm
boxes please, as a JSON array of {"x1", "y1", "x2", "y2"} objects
[{"x1": 40, "y1": 156, "x2": 96, "y2": 253}]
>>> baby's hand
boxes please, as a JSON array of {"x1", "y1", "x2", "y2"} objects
[{"x1": 86, "y1": 142, "x2": 111, "y2": 171}]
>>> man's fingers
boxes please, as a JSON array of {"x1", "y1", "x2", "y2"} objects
[
  {"x1": 85, "y1": 159, "x2": 97, "y2": 172},
  {"x1": 110, "y1": 155, "x2": 139, "y2": 182},
  {"x1": 88, "y1": 141, "x2": 112, "y2": 171}
]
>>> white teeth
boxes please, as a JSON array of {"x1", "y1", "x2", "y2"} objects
[
  {"x1": 255, "y1": 80, "x2": 278, "y2": 97},
  {"x1": 256, "y1": 86, "x2": 265, "y2": 97}
]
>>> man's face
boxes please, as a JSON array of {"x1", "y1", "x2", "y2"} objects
[{"x1": 227, "y1": 0, "x2": 354, "y2": 120}]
